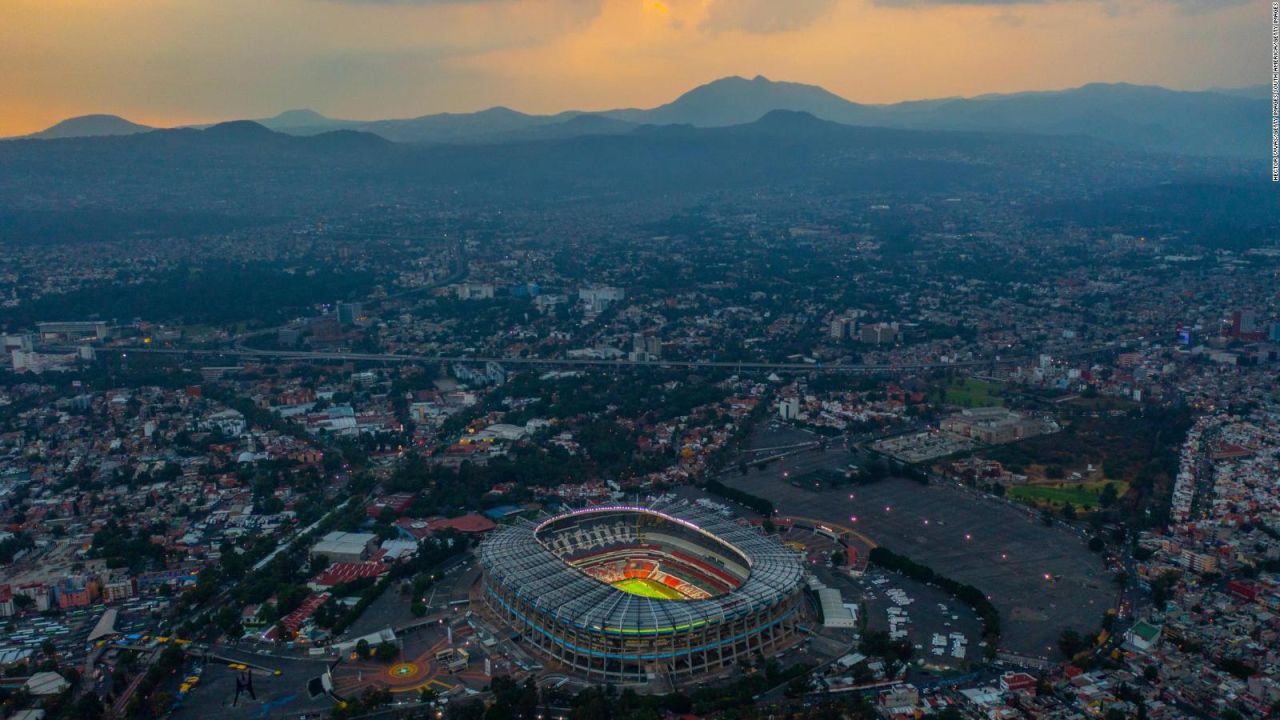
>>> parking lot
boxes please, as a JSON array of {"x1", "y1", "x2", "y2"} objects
[
  {"x1": 854, "y1": 571, "x2": 984, "y2": 670},
  {"x1": 730, "y1": 441, "x2": 1111, "y2": 661}
]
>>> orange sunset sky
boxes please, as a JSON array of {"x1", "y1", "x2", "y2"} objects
[{"x1": 0, "y1": 0, "x2": 1267, "y2": 136}]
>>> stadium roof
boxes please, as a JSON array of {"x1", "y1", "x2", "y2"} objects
[{"x1": 479, "y1": 501, "x2": 803, "y2": 635}]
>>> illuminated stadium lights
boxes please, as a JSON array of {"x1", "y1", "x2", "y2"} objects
[{"x1": 479, "y1": 502, "x2": 805, "y2": 682}]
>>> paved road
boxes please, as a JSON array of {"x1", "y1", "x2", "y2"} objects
[{"x1": 85, "y1": 340, "x2": 1134, "y2": 376}]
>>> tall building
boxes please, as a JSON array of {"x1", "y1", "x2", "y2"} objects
[
  {"x1": 778, "y1": 396, "x2": 800, "y2": 420},
  {"x1": 860, "y1": 322, "x2": 899, "y2": 345},
  {"x1": 631, "y1": 333, "x2": 662, "y2": 360},
  {"x1": 456, "y1": 283, "x2": 495, "y2": 300},
  {"x1": 1231, "y1": 309, "x2": 1262, "y2": 339},
  {"x1": 579, "y1": 286, "x2": 625, "y2": 312},
  {"x1": 828, "y1": 311, "x2": 866, "y2": 340},
  {"x1": 336, "y1": 301, "x2": 362, "y2": 325}
]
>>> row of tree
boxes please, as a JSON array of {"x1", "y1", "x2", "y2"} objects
[
  {"x1": 705, "y1": 478, "x2": 774, "y2": 517},
  {"x1": 868, "y1": 546, "x2": 1001, "y2": 650}
]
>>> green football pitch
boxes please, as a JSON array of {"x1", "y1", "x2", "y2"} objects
[{"x1": 613, "y1": 577, "x2": 686, "y2": 600}]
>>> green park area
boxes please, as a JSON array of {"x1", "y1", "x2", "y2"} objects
[
  {"x1": 941, "y1": 377, "x2": 1005, "y2": 407},
  {"x1": 1007, "y1": 480, "x2": 1128, "y2": 510}
]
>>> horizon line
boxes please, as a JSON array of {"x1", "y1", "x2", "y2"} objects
[{"x1": 17, "y1": 75, "x2": 1268, "y2": 137}]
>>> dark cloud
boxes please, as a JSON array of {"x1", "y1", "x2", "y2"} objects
[
  {"x1": 873, "y1": 0, "x2": 1249, "y2": 9},
  {"x1": 700, "y1": 0, "x2": 837, "y2": 33}
]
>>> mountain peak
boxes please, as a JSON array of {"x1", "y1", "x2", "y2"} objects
[
  {"x1": 27, "y1": 114, "x2": 153, "y2": 140},
  {"x1": 756, "y1": 108, "x2": 822, "y2": 123},
  {"x1": 626, "y1": 75, "x2": 867, "y2": 128},
  {"x1": 475, "y1": 106, "x2": 529, "y2": 119},
  {"x1": 202, "y1": 120, "x2": 275, "y2": 140},
  {"x1": 748, "y1": 109, "x2": 839, "y2": 132},
  {"x1": 268, "y1": 109, "x2": 331, "y2": 124}
]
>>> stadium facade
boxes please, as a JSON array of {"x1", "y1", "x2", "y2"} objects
[{"x1": 478, "y1": 502, "x2": 805, "y2": 682}]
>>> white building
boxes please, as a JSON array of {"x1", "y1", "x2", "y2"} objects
[
  {"x1": 778, "y1": 397, "x2": 800, "y2": 421},
  {"x1": 456, "y1": 283, "x2": 495, "y2": 300},
  {"x1": 579, "y1": 286, "x2": 625, "y2": 312},
  {"x1": 311, "y1": 531, "x2": 378, "y2": 564}
]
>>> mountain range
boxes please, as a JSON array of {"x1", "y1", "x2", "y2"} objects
[
  {"x1": 14, "y1": 76, "x2": 1268, "y2": 157},
  {"x1": 2, "y1": 105, "x2": 1271, "y2": 254}
]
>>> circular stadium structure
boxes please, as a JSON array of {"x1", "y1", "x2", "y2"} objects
[{"x1": 478, "y1": 502, "x2": 806, "y2": 682}]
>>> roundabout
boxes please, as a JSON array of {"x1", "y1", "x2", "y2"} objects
[
  {"x1": 330, "y1": 628, "x2": 485, "y2": 699},
  {"x1": 388, "y1": 662, "x2": 419, "y2": 680}
]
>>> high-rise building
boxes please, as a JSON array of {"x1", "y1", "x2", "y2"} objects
[
  {"x1": 336, "y1": 301, "x2": 362, "y2": 325},
  {"x1": 579, "y1": 286, "x2": 625, "y2": 312},
  {"x1": 456, "y1": 283, "x2": 495, "y2": 300},
  {"x1": 860, "y1": 322, "x2": 899, "y2": 345},
  {"x1": 830, "y1": 318, "x2": 848, "y2": 340},
  {"x1": 632, "y1": 333, "x2": 662, "y2": 359},
  {"x1": 778, "y1": 396, "x2": 800, "y2": 420},
  {"x1": 1230, "y1": 309, "x2": 1261, "y2": 339}
]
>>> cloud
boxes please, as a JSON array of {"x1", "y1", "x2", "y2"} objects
[
  {"x1": 699, "y1": 0, "x2": 837, "y2": 33},
  {"x1": 315, "y1": 0, "x2": 511, "y2": 4},
  {"x1": 873, "y1": 0, "x2": 1250, "y2": 9},
  {"x1": 991, "y1": 8, "x2": 1025, "y2": 24},
  {"x1": 1158, "y1": 0, "x2": 1253, "y2": 13}
]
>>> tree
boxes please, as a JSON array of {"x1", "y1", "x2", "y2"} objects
[
  {"x1": 375, "y1": 641, "x2": 399, "y2": 662},
  {"x1": 783, "y1": 674, "x2": 812, "y2": 698},
  {"x1": 1061, "y1": 502, "x2": 1077, "y2": 521},
  {"x1": 1088, "y1": 536, "x2": 1105, "y2": 553},
  {"x1": 1099, "y1": 482, "x2": 1119, "y2": 508},
  {"x1": 1058, "y1": 628, "x2": 1088, "y2": 657},
  {"x1": 355, "y1": 638, "x2": 371, "y2": 660},
  {"x1": 149, "y1": 691, "x2": 175, "y2": 719},
  {"x1": 70, "y1": 691, "x2": 106, "y2": 720}
]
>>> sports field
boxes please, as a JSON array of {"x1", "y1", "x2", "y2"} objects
[
  {"x1": 942, "y1": 377, "x2": 1005, "y2": 407},
  {"x1": 613, "y1": 577, "x2": 686, "y2": 600},
  {"x1": 1007, "y1": 481, "x2": 1129, "y2": 510}
]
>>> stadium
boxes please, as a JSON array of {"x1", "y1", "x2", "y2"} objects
[{"x1": 478, "y1": 502, "x2": 806, "y2": 682}]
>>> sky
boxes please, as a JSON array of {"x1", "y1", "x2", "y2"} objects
[{"x1": 0, "y1": 0, "x2": 1267, "y2": 136}]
